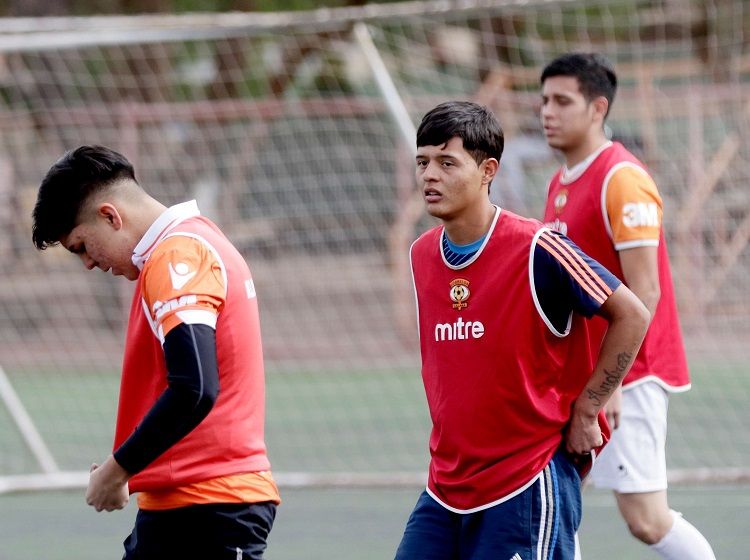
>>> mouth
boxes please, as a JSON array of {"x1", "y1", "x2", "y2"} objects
[{"x1": 424, "y1": 188, "x2": 442, "y2": 203}]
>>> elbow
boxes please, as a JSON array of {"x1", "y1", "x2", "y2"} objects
[
  {"x1": 634, "y1": 299, "x2": 651, "y2": 340},
  {"x1": 195, "y1": 386, "x2": 218, "y2": 417},
  {"x1": 615, "y1": 285, "x2": 651, "y2": 339},
  {"x1": 204, "y1": 388, "x2": 219, "y2": 410},
  {"x1": 176, "y1": 383, "x2": 218, "y2": 420},
  {"x1": 183, "y1": 389, "x2": 216, "y2": 428},
  {"x1": 639, "y1": 302, "x2": 651, "y2": 331},
  {"x1": 643, "y1": 286, "x2": 661, "y2": 317}
]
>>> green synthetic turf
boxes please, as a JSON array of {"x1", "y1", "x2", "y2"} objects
[
  {"x1": 1, "y1": 363, "x2": 747, "y2": 558},
  {"x1": 0, "y1": 485, "x2": 747, "y2": 560},
  {"x1": 2, "y1": 363, "x2": 748, "y2": 475}
]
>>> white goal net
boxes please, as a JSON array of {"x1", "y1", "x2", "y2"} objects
[{"x1": 0, "y1": 0, "x2": 748, "y2": 492}]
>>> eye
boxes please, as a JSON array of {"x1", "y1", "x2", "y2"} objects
[{"x1": 416, "y1": 159, "x2": 427, "y2": 167}]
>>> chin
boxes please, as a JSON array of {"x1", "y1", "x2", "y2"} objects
[
  {"x1": 425, "y1": 203, "x2": 448, "y2": 219},
  {"x1": 545, "y1": 137, "x2": 566, "y2": 151}
]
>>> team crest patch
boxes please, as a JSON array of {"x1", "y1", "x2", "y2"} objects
[
  {"x1": 554, "y1": 189, "x2": 568, "y2": 215},
  {"x1": 449, "y1": 278, "x2": 470, "y2": 310}
]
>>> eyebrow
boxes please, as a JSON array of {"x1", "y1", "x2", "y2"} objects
[
  {"x1": 543, "y1": 91, "x2": 575, "y2": 100},
  {"x1": 416, "y1": 151, "x2": 460, "y2": 159}
]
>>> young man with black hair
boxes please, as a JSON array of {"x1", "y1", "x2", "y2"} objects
[
  {"x1": 394, "y1": 101, "x2": 650, "y2": 559},
  {"x1": 540, "y1": 52, "x2": 715, "y2": 559},
  {"x1": 32, "y1": 146, "x2": 279, "y2": 559}
]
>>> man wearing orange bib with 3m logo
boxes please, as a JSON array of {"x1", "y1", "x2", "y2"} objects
[
  {"x1": 541, "y1": 53, "x2": 715, "y2": 560},
  {"x1": 32, "y1": 146, "x2": 279, "y2": 559}
]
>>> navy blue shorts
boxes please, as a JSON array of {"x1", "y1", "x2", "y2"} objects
[
  {"x1": 122, "y1": 501, "x2": 276, "y2": 560},
  {"x1": 395, "y1": 450, "x2": 581, "y2": 560}
]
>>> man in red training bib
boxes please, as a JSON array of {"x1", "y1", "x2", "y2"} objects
[{"x1": 395, "y1": 101, "x2": 650, "y2": 560}]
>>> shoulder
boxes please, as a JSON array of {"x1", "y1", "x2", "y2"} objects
[
  {"x1": 497, "y1": 209, "x2": 545, "y2": 236},
  {"x1": 605, "y1": 164, "x2": 662, "y2": 208},
  {"x1": 142, "y1": 234, "x2": 223, "y2": 292},
  {"x1": 149, "y1": 233, "x2": 212, "y2": 264},
  {"x1": 533, "y1": 228, "x2": 576, "y2": 263},
  {"x1": 604, "y1": 144, "x2": 654, "y2": 183},
  {"x1": 603, "y1": 160, "x2": 663, "y2": 247}
]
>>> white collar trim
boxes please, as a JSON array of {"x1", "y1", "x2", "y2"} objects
[
  {"x1": 439, "y1": 205, "x2": 502, "y2": 270},
  {"x1": 131, "y1": 200, "x2": 201, "y2": 270},
  {"x1": 560, "y1": 141, "x2": 612, "y2": 184}
]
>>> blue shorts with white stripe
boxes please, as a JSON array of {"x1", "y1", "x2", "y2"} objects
[{"x1": 394, "y1": 448, "x2": 582, "y2": 560}]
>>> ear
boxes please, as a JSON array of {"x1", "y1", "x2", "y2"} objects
[
  {"x1": 96, "y1": 203, "x2": 124, "y2": 231},
  {"x1": 592, "y1": 96, "x2": 609, "y2": 123},
  {"x1": 481, "y1": 158, "x2": 499, "y2": 186}
]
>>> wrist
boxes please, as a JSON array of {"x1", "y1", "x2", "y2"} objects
[
  {"x1": 572, "y1": 397, "x2": 600, "y2": 420},
  {"x1": 105, "y1": 454, "x2": 132, "y2": 483}
]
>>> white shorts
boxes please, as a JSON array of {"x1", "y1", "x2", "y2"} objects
[{"x1": 588, "y1": 381, "x2": 669, "y2": 493}]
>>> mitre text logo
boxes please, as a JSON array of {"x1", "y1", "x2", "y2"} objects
[{"x1": 434, "y1": 316, "x2": 485, "y2": 342}]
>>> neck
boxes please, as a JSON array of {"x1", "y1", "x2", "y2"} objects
[
  {"x1": 442, "y1": 202, "x2": 496, "y2": 246},
  {"x1": 126, "y1": 194, "x2": 169, "y2": 240},
  {"x1": 564, "y1": 133, "x2": 609, "y2": 168}
]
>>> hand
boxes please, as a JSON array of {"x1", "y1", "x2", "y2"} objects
[
  {"x1": 565, "y1": 403, "x2": 603, "y2": 456},
  {"x1": 604, "y1": 386, "x2": 623, "y2": 430},
  {"x1": 85, "y1": 455, "x2": 130, "y2": 512}
]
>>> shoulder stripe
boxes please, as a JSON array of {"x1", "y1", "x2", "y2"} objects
[
  {"x1": 539, "y1": 231, "x2": 612, "y2": 302},
  {"x1": 537, "y1": 237, "x2": 607, "y2": 305},
  {"x1": 537, "y1": 231, "x2": 612, "y2": 305},
  {"x1": 540, "y1": 230, "x2": 613, "y2": 296}
]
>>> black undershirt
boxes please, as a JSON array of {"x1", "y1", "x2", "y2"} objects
[{"x1": 113, "y1": 323, "x2": 219, "y2": 475}]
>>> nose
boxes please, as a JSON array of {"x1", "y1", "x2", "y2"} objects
[
  {"x1": 541, "y1": 100, "x2": 554, "y2": 120},
  {"x1": 421, "y1": 160, "x2": 439, "y2": 182}
]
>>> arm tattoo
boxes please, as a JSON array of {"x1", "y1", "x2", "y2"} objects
[{"x1": 586, "y1": 350, "x2": 634, "y2": 406}]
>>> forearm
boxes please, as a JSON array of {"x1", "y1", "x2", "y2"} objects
[
  {"x1": 574, "y1": 286, "x2": 649, "y2": 419},
  {"x1": 114, "y1": 383, "x2": 215, "y2": 474},
  {"x1": 574, "y1": 329, "x2": 638, "y2": 420},
  {"x1": 114, "y1": 323, "x2": 219, "y2": 474}
]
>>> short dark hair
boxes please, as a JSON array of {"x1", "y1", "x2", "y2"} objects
[
  {"x1": 416, "y1": 101, "x2": 504, "y2": 165},
  {"x1": 541, "y1": 53, "x2": 618, "y2": 116},
  {"x1": 32, "y1": 145, "x2": 137, "y2": 250}
]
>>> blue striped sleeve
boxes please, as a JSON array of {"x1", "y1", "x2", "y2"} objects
[{"x1": 533, "y1": 230, "x2": 621, "y2": 332}]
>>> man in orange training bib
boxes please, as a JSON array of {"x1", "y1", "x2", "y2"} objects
[
  {"x1": 32, "y1": 146, "x2": 279, "y2": 559},
  {"x1": 541, "y1": 52, "x2": 715, "y2": 559}
]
